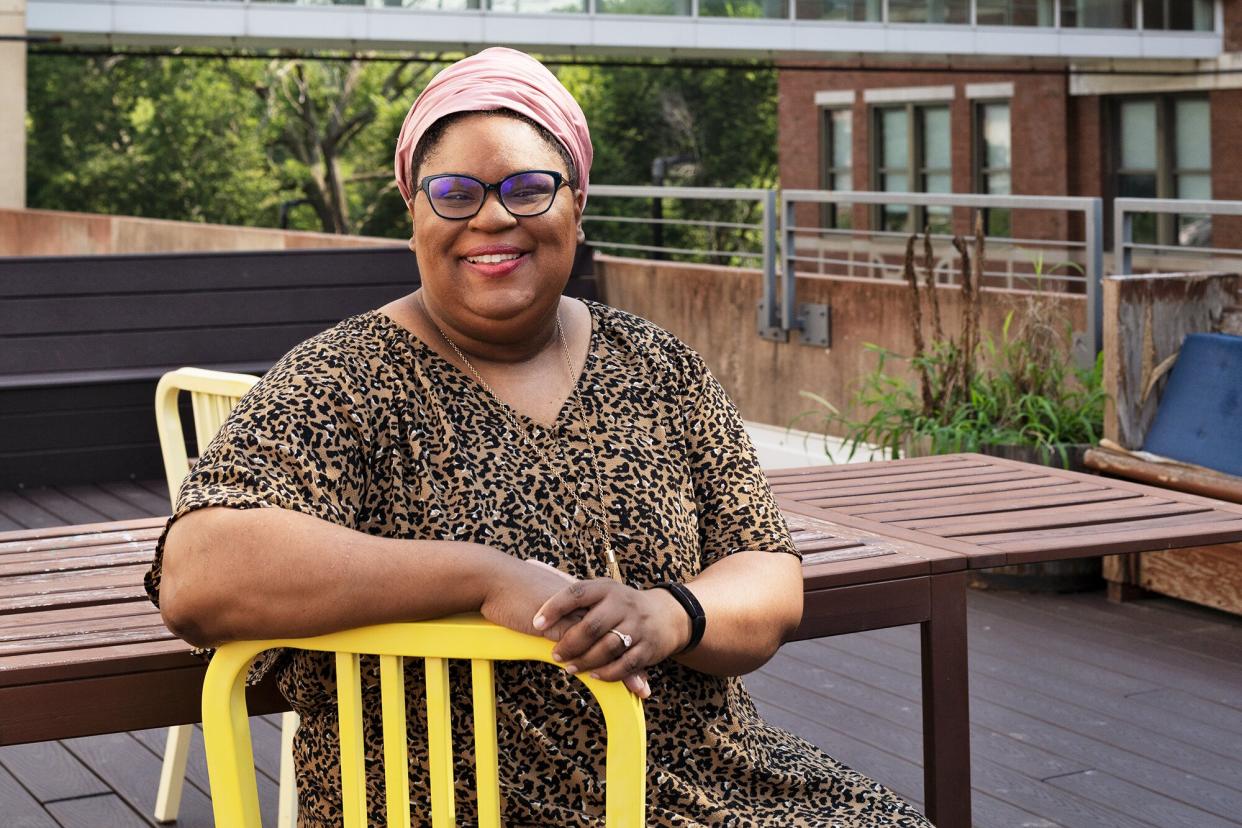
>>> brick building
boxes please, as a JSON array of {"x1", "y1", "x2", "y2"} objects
[{"x1": 778, "y1": 0, "x2": 1242, "y2": 252}]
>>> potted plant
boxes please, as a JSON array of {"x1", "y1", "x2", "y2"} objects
[{"x1": 799, "y1": 217, "x2": 1107, "y2": 591}]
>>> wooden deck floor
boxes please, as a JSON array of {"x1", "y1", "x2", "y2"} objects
[{"x1": 3, "y1": 480, "x2": 1241, "y2": 827}]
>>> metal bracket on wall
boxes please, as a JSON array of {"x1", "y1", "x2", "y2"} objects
[
  {"x1": 797, "y1": 303, "x2": 831, "y2": 348},
  {"x1": 757, "y1": 302, "x2": 789, "y2": 342}
]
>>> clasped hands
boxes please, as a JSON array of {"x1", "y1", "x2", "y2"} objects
[{"x1": 481, "y1": 558, "x2": 690, "y2": 699}]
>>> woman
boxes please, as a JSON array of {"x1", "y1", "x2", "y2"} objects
[{"x1": 149, "y1": 48, "x2": 932, "y2": 827}]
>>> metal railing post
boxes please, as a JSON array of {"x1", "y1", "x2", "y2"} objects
[
  {"x1": 1114, "y1": 203, "x2": 1133, "y2": 275},
  {"x1": 779, "y1": 190, "x2": 798, "y2": 333},
  {"x1": 758, "y1": 189, "x2": 784, "y2": 340},
  {"x1": 1084, "y1": 197, "x2": 1105, "y2": 362}
]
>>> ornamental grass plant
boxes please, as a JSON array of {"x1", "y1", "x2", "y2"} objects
[{"x1": 800, "y1": 214, "x2": 1106, "y2": 467}]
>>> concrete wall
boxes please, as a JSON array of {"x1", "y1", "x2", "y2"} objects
[
  {"x1": 0, "y1": 0, "x2": 24, "y2": 210},
  {"x1": 596, "y1": 254, "x2": 1087, "y2": 432},
  {"x1": 0, "y1": 207, "x2": 400, "y2": 256}
]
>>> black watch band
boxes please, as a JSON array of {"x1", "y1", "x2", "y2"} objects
[{"x1": 655, "y1": 582, "x2": 706, "y2": 654}]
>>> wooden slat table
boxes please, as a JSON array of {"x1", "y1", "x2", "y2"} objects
[
  {"x1": 8, "y1": 457, "x2": 1241, "y2": 828},
  {"x1": 0, "y1": 506, "x2": 976, "y2": 826},
  {"x1": 771, "y1": 452, "x2": 1242, "y2": 828}
]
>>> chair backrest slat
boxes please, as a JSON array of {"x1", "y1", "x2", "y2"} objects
[
  {"x1": 203, "y1": 617, "x2": 645, "y2": 827},
  {"x1": 470, "y1": 659, "x2": 502, "y2": 828},
  {"x1": 154, "y1": 368, "x2": 259, "y2": 509},
  {"x1": 425, "y1": 656, "x2": 456, "y2": 826},
  {"x1": 380, "y1": 655, "x2": 413, "y2": 828},
  {"x1": 336, "y1": 652, "x2": 369, "y2": 828}
]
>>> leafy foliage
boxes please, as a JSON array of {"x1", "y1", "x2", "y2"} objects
[
  {"x1": 27, "y1": 52, "x2": 778, "y2": 246},
  {"x1": 798, "y1": 224, "x2": 1106, "y2": 466},
  {"x1": 27, "y1": 55, "x2": 281, "y2": 226}
]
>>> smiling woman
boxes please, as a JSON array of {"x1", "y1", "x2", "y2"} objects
[{"x1": 147, "y1": 47, "x2": 933, "y2": 827}]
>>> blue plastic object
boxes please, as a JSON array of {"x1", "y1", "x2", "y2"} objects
[{"x1": 1142, "y1": 333, "x2": 1242, "y2": 477}]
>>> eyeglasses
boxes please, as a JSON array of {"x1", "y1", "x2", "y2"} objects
[{"x1": 416, "y1": 170, "x2": 570, "y2": 220}]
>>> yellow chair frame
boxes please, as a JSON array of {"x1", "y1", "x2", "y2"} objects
[
  {"x1": 155, "y1": 367, "x2": 260, "y2": 506},
  {"x1": 202, "y1": 614, "x2": 647, "y2": 828},
  {"x1": 154, "y1": 367, "x2": 302, "y2": 825}
]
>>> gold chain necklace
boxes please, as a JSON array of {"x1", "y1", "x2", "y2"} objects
[{"x1": 417, "y1": 294, "x2": 623, "y2": 583}]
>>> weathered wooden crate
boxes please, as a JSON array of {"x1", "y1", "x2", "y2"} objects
[{"x1": 1099, "y1": 271, "x2": 1242, "y2": 614}]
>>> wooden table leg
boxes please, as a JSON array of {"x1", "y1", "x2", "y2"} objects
[{"x1": 920, "y1": 571, "x2": 971, "y2": 828}]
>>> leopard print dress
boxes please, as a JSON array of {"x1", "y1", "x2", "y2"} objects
[{"x1": 145, "y1": 301, "x2": 932, "y2": 828}]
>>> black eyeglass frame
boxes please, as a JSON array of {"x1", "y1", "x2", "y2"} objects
[{"x1": 416, "y1": 169, "x2": 571, "y2": 220}]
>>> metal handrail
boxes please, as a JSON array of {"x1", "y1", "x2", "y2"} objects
[
  {"x1": 1114, "y1": 197, "x2": 1242, "y2": 276},
  {"x1": 781, "y1": 189, "x2": 1104, "y2": 356}
]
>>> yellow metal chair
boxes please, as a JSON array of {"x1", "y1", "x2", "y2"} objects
[
  {"x1": 153, "y1": 368, "x2": 299, "y2": 827},
  {"x1": 202, "y1": 615, "x2": 647, "y2": 827}
]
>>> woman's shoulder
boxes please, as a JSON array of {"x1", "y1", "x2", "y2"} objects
[
  {"x1": 585, "y1": 300, "x2": 707, "y2": 385},
  {"x1": 252, "y1": 310, "x2": 396, "y2": 401}
]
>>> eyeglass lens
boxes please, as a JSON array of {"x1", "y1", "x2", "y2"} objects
[{"x1": 426, "y1": 172, "x2": 559, "y2": 219}]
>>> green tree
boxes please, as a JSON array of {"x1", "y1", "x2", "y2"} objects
[
  {"x1": 560, "y1": 62, "x2": 777, "y2": 262},
  {"x1": 27, "y1": 55, "x2": 281, "y2": 226}
]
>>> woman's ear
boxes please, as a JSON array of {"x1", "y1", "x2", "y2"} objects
[{"x1": 573, "y1": 189, "x2": 587, "y2": 244}]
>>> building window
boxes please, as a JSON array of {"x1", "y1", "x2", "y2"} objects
[
  {"x1": 886, "y1": 0, "x2": 969, "y2": 22},
  {"x1": 974, "y1": 100, "x2": 1012, "y2": 238},
  {"x1": 1141, "y1": 0, "x2": 1214, "y2": 31},
  {"x1": 1061, "y1": 0, "x2": 1136, "y2": 28},
  {"x1": 873, "y1": 103, "x2": 952, "y2": 234},
  {"x1": 976, "y1": 0, "x2": 1054, "y2": 25},
  {"x1": 1115, "y1": 96, "x2": 1212, "y2": 246},
  {"x1": 820, "y1": 107, "x2": 854, "y2": 229},
  {"x1": 794, "y1": 0, "x2": 880, "y2": 20}
]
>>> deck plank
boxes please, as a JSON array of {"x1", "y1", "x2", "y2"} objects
[
  {"x1": 0, "y1": 740, "x2": 110, "y2": 802},
  {"x1": 44, "y1": 792, "x2": 150, "y2": 828},
  {"x1": 0, "y1": 762, "x2": 59, "y2": 827}
]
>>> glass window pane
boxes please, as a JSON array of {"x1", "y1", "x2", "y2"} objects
[
  {"x1": 987, "y1": 171, "x2": 1012, "y2": 195},
  {"x1": 921, "y1": 106, "x2": 951, "y2": 169},
  {"x1": 982, "y1": 103, "x2": 1011, "y2": 168},
  {"x1": 924, "y1": 173, "x2": 952, "y2": 194},
  {"x1": 832, "y1": 109, "x2": 852, "y2": 168},
  {"x1": 1118, "y1": 173, "x2": 1158, "y2": 199},
  {"x1": 1176, "y1": 173, "x2": 1211, "y2": 201},
  {"x1": 698, "y1": 0, "x2": 786, "y2": 17},
  {"x1": 1120, "y1": 101, "x2": 1158, "y2": 170},
  {"x1": 1141, "y1": 0, "x2": 1165, "y2": 28},
  {"x1": 597, "y1": 0, "x2": 689, "y2": 13},
  {"x1": 882, "y1": 172, "x2": 909, "y2": 193},
  {"x1": 1160, "y1": 0, "x2": 1216, "y2": 30},
  {"x1": 888, "y1": 0, "x2": 968, "y2": 23},
  {"x1": 925, "y1": 206, "x2": 952, "y2": 235},
  {"x1": 488, "y1": 0, "x2": 586, "y2": 9},
  {"x1": 1062, "y1": 0, "x2": 1135, "y2": 28},
  {"x1": 881, "y1": 109, "x2": 909, "y2": 168},
  {"x1": 883, "y1": 205, "x2": 910, "y2": 233},
  {"x1": 833, "y1": 172, "x2": 852, "y2": 191},
  {"x1": 976, "y1": 0, "x2": 1054, "y2": 25},
  {"x1": 794, "y1": 0, "x2": 879, "y2": 20},
  {"x1": 1175, "y1": 99, "x2": 1211, "y2": 170},
  {"x1": 986, "y1": 208, "x2": 1012, "y2": 238}
]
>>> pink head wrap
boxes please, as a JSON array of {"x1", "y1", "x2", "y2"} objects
[{"x1": 393, "y1": 48, "x2": 593, "y2": 207}]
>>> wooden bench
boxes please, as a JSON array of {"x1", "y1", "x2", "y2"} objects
[
  {"x1": 1090, "y1": 271, "x2": 1242, "y2": 613},
  {"x1": 0, "y1": 245, "x2": 597, "y2": 489}
]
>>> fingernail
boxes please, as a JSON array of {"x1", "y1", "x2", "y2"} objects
[
  {"x1": 589, "y1": 671, "x2": 600, "y2": 680},
  {"x1": 547, "y1": 629, "x2": 561, "y2": 642},
  {"x1": 551, "y1": 651, "x2": 562, "y2": 662},
  {"x1": 533, "y1": 614, "x2": 546, "y2": 630},
  {"x1": 565, "y1": 664, "x2": 578, "y2": 675}
]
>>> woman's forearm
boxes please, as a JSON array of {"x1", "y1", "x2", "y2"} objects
[
  {"x1": 158, "y1": 506, "x2": 518, "y2": 648},
  {"x1": 673, "y1": 550, "x2": 804, "y2": 676}
]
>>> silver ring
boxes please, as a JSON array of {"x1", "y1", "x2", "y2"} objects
[{"x1": 608, "y1": 628, "x2": 633, "y2": 649}]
